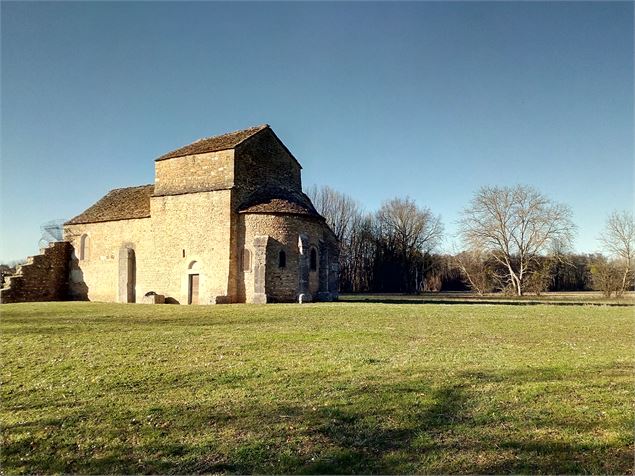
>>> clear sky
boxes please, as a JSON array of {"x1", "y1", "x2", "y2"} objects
[{"x1": 1, "y1": 1, "x2": 633, "y2": 262}]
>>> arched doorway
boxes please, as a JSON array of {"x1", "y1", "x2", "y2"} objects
[{"x1": 118, "y1": 247, "x2": 136, "y2": 303}]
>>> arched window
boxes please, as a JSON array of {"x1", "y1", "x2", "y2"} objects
[
  {"x1": 310, "y1": 247, "x2": 318, "y2": 271},
  {"x1": 278, "y1": 250, "x2": 286, "y2": 268},
  {"x1": 79, "y1": 234, "x2": 90, "y2": 260},
  {"x1": 242, "y1": 249, "x2": 251, "y2": 272}
]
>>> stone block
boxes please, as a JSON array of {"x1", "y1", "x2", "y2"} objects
[
  {"x1": 298, "y1": 293, "x2": 312, "y2": 303},
  {"x1": 142, "y1": 293, "x2": 165, "y2": 304}
]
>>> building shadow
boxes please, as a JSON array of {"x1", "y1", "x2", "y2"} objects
[
  {"x1": 67, "y1": 256, "x2": 89, "y2": 300},
  {"x1": 3, "y1": 361, "x2": 632, "y2": 474}
]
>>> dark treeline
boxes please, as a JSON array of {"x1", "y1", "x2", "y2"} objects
[
  {"x1": 343, "y1": 249, "x2": 597, "y2": 294},
  {"x1": 307, "y1": 185, "x2": 634, "y2": 297}
]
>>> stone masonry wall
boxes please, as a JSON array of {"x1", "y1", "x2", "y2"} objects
[
  {"x1": 154, "y1": 150, "x2": 234, "y2": 196},
  {"x1": 233, "y1": 129, "x2": 302, "y2": 205},
  {"x1": 239, "y1": 213, "x2": 337, "y2": 303},
  {"x1": 0, "y1": 242, "x2": 72, "y2": 303},
  {"x1": 63, "y1": 189, "x2": 234, "y2": 304},
  {"x1": 149, "y1": 190, "x2": 234, "y2": 304},
  {"x1": 64, "y1": 218, "x2": 152, "y2": 302}
]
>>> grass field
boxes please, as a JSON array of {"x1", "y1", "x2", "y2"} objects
[
  {"x1": 1, "y1": 301, "x2": 633, "y2": 474},
  {"x1": 340, "y1": 291, "x2": 635, "y2": 306}
]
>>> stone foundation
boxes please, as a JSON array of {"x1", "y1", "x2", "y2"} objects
[{"x1": 0, "y1": 242, "x2": 73, "y2": 304}]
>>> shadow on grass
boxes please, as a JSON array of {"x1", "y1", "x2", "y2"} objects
[
  {"x1": 299, "y1": 383, "x2": 468, "y2": 474},
  {"x1": 3, "y1": 365, "x2": 633, "y2": 474}
]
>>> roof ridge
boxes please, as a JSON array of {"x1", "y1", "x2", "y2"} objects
[
  {"x1": 231, "y1": 124, "x2": 269, "y2": 148},
  {"x1": 65, "y1": 184, "x2": 154, "y2": 226},
  {"x1": 194, "y1": 124, "x2": 269, "y2": 143},
  {"x1": 156, "y1": 124, "x2": 270, "y2": 161},
  {"x1": 108, "y1": 183, "x2": 154, "y2": 192}
]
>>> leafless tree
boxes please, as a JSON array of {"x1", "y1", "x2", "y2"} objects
[
  {"x1": 376, "y1": 197, "x2": 443, "y2": 292},
  {"x1": 376, "y1": 197, "x2": 443, "y2": 254},
  {"x1": 306, "y1": 185, "x2": 369, "y2": 292},
  {"x1": 306, "y1": 185, "x2": 360, "y2": 243},
  {"x1": 524, "y1": 257, "x2": 555, "y2": 296},
  {"x1": 454, "y1": 250, "x2": 493, "y2": 295},
  {"x1": 599, "y1": 210, "x2": 635, "y2": 295},
  {"x1": 458, "y1": 185, "x2": 575, "y2": 296},
  {"x1": 346, "y1": 213, "x2": 377, "y2": 292},
  {"x1": 590, "y1": 254, "x2": 623, "y2": 298}
]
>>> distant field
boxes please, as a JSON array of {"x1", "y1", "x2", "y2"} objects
[
  {"x1": 1, "y1": 302, "x2": 633, "y2": 474},
  {"x1": 341, "y1": 291, "x2": 635, "y2": 306}
]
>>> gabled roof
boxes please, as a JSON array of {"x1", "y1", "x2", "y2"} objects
[
  {"x1": 238, "y1": 187, "x2": 322, "y2": 218},
  {"x1": 156, "y1": 124, "x2": 269, "y2": 161},
  {"x1": 65, "y1": 185, "x2": 153, "y2": 225}
]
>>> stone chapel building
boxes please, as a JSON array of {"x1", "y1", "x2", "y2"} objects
[{"x1": 61, "y1": 125, "x2": 339, "y2": 304}]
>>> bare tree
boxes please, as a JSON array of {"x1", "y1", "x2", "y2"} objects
[
  {"x1": 376, "y1": 197, "x2": 443, "y2": 254},
  {"x1": 376, "y1": 197, "x2": 443, "y2": 292},
  {"x1": 454, "y1": 250, "x2": 493, "y2": 295},
  {"x1": 459, "y1": 185, "x2": 575, "y2": 296},
  {"x1": 306, "y1": 185, "x2": 360, "y2": 243},
  {"x1": 590, "y1": 254, "x2": 623, "y2": 298},
  {"x1": 599, "y1": 210, "x2": 635, "y2": 296},
  {"x1": 346, "y1": 212, "x2": 377, "y2": 292},
  {"x1": 306, "y1": 185, "x2": 367, "y2": 292},
  {"x1": 524, "y1": 257, "x2": 555, "y2": 296}
]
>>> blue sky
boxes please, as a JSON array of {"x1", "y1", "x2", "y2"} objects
[{"x1": 1, "y1": 1, "x2": 633, "y2": 262}]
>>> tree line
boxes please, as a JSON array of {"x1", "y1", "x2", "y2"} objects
[{"x1": 307, "y1": 184, "x2": 634, "y2": 297}]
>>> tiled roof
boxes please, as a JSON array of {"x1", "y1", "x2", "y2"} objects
[
  {"x1": 238, "y1": 187, "x2": 321, "y2": 217},
  {"x1": 65, "y1": 185, "x2": 153, "y2": 225},
  {"x1": 156, "y1": 124, "x2": 269, "y2": 161}
]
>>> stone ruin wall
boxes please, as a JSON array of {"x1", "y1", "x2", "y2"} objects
[{"x1": 0, "y1": 242, "x2": 73, "y2": 304}]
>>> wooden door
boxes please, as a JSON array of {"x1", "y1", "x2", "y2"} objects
[{"x1": 189, "y1": 274, "x2": 199, "y2": 305}]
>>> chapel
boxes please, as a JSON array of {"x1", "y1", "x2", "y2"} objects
[{"x1": 63, "y1": 125, "x2": 339, "y2": 304}]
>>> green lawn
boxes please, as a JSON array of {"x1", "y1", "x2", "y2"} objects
[
  {"x1": 340, "y1": 291, "x2": 635, "y2": 306},
  {"x1": 1, "y1": 302, "x2": 633, "y2": 474}
]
